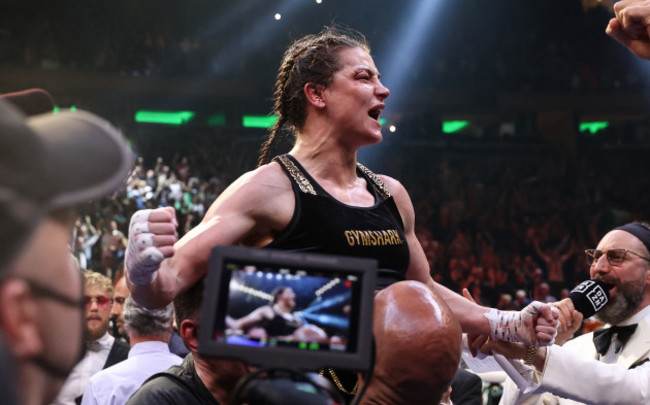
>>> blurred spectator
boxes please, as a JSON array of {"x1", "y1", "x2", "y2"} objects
[
  {"x1": 74, "y1": 215, "x2": 101, "y2": 270},
  {"x1": 100, "y1": 220, "x2": 128, "y2": 277},
  {"x1": 81, "y1": 296, "x2": 181, "y2": 405},
  {"x1": 0, "y1": 92, "x2": 131, "y2": 405},
  {"x1": 126, "y1": 278, "x2": 249, "y2": 404},
  {"x1": 512, "y1": 289, "x2": 532, "y2": 311},
  {"x1": 53, "y1": 272, "x2": 130, "y2": 405},
  {"x1": 110, "y1": 269, "x2": 130, "y2": 342},
  {"x1": 533, "y1": 282, "x2": 557, "y2": 303}
]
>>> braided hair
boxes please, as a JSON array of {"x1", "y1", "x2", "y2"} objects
[
  {"x1": 257, "y1": 26, "x2": 370, "y2": 167},
  {"x1": 270, "y1": 286, "x2": 290, "y2": 304}
]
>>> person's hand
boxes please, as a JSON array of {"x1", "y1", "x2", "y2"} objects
[
  {"x1": 467, "y1": 334, "x2": 528, "y2": 361},
  {"x1": 607, "y1": 0, "x2": 650, "y2": 60},
  {"x1": 484, "y1": 300, "x2": 559, "y2": 347},
  {"x1": 439, "y1": 385, "x2": 452, "y2": 405},
  {"x1": 462, "y1": 288, "x2": 484, "y2": 357},
  {"x1": 125, "y1": 207, "x2": 177, "y2": 285},
  {"x1": 531, "y1": 301, "x2": 560, "y2": 346},
  {"x1": 551, "y1": 298, "x2": 583, "y2": 346}
]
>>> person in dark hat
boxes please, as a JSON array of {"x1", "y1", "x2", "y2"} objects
[{"x1": 0, "y1": 92, "x2": 132, "y2": 405}]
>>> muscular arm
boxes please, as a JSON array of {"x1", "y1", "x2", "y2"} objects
[
  {"x1": 227, "y1": 306, "x2": 274, "y2": 331},
  {"x1": 380, "y1": 175, "x2": 558, "y2": 341},
  {"x1": 380, "y1": 175, "x2": 491, "y2": 335},
  {"x1": 127, "y1": 164, "x2": 294, "y2": 308}
]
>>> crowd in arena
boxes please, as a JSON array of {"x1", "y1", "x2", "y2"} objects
[
  {"x1": 5, "y1": 2, "x2": 648, "y2": 403},
  {"x1": 73, "y1": 133, "x2": 650, "y2": 324}
]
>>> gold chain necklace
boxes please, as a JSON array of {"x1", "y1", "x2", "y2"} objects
[{"x1": 319, "y1": 368, "x2": 359, "y2": 395}]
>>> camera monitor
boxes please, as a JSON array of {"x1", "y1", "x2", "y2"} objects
[{"x1": 198, "y1": 246, "x2": 377, "y2": 371}]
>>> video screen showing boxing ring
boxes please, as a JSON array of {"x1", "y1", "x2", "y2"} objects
[
  {"x1": 199, "y1": 246, "x2": 376, "y2": 370},
  {"x1": 217, "y1": 261, "x2": 359, "y2": 353}
]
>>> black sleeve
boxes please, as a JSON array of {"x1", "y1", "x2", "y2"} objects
[{"x1": 449, "y1": 368, "x2": 483, "y2": 405}]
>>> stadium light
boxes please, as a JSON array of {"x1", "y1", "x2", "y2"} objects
[
  {"x1": 134, "y1": 110, "x2": 196, "y2": 125},
  {"x1": 242, "y1": 114, "x2": 278, "y2": 128},
  {"x1": 579, "y1": 121, "x2": 609, "y2": 135},
  {"x1": 442, "y1": 120, "x2": 470, "y2": 134}
]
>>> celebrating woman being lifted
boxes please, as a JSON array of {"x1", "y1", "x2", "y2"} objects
[{"x1": 125, "y1": 26, "x2": 558, "y2": 400}]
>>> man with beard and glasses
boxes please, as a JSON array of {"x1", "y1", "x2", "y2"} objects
[
  {"x1": 469, "y1": 222, "x2": 650, "y2": 405},
  {"x1": 0, "y1": 90, "x2": 132, "y2": 405},
  {"x1": 53, "y1": 272, "x2": 130, "y2": 405}
]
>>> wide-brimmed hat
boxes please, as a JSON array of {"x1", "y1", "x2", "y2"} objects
[{"x1": 0, "y1": 95, "x2": 133, "y2": 271}]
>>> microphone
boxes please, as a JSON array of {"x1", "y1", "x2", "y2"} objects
[{"x1": 567, "y1": 279, "x2": 613, "y2": 318}]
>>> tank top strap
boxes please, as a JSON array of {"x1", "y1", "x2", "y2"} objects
[
  {"x1": 274, "y1": 154, "x2": 391, "y2": 200},
  {"x1": 356, "y1": 163, "x2": 391, "y2": 200},
  {"x1": 273, "y1": 154, "x2": 317, "y2": 195}
]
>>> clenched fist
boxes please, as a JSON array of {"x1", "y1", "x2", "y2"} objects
[{"x1": 125, "y1": 207, "x2": 178, "y2": 285}]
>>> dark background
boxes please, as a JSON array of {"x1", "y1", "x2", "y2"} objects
[{"x1": 4, "y1": 0, "x2": 650, "y2": 300}]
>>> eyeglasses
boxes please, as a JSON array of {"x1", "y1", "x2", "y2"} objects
[
  {"x1": 585, "y1": 248, "x2": 650, "y2": 267},
  {"x1": 85, "y1": 296, "x2": 113, "y2": 308}
]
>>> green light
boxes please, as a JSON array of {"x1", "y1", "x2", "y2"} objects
[
  {"x1": 53, "y1": 106, "x2": 60, "y2": 114},
  {"x1": 296, "y1": 386, "x2": 318, "y2": 394},
  {"x1": 207, "y1": 113, "x2": 226, "y2": 126},
  {"x1": 442, "y1": 120, "x2": 470, "y2": 134},
  {"x1": 69, "y1": 105, "x2": 77, "y2": 112},
  {"x1": 242, "y1": 115, "x2": 278, "y2": 128},
  {"x1": 379, "y1": 118, "x2": 386, "y2": 125},
  {"x1": 309, "y1": 342, "x2": 320, "y2": 350},
  {"x1": 299, "y1": 342, "x2": 307, "y2": 349},
  {"x1": 134, "y1": 110, "x2": 196, "y2": 126},
  {"x1": 579, "y1": 121, "x2": 609, "y2": 135}
]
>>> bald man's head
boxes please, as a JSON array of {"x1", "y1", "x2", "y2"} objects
[{"x1": 360, "y1": 281, "x2": 462, "y2": 405}]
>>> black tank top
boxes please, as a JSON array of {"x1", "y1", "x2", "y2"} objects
[
  {"x1": 260, "y1": 309, "x2": 301, "y2": 338},
  {"x1": 266, "y1": 154, "x2": 410, "y2": 284}
]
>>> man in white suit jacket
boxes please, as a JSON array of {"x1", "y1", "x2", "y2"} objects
[{"x1": 471, "y1": 221, "x2": 650, "y2": 404}]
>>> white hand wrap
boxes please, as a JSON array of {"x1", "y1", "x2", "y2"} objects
[
  {"x1": 484, "y1": 301, "x2": 552, "y2": 347},
  {"x1": 125, "y1": 209, "x2": 164, "y2": 285}
]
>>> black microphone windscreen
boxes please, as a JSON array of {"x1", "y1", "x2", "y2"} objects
[{"x1": 568, "y1": 279, "x2": 612, "y2": 318}]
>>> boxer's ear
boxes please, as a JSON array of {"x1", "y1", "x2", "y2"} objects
[{"x1": 304, "y1": 83, "x2": 326, "y2": 109}]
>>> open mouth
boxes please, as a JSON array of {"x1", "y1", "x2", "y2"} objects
[
  {"x1": 368, "y1": 105, "x2": 383, "y2": 121},
  {"x1": 595, "y1": 278, "x2": 617, "y2": 294}
]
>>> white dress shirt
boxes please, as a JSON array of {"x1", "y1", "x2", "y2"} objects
[
  {"x1": 52, "y1": 332, "x2": 115, "y2": 405},
  {"x1": 80, "y1": 340, "x2": 182, "y2": 405}
]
